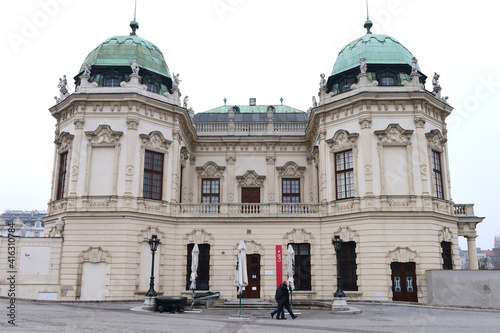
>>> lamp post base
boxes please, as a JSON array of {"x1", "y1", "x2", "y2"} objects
[
  {"x1": 331, "y1": 296, "x2": 349, "y2": 312},
  {"x1": 142, "y1": 296, "x2": 157, "y2": 311}
]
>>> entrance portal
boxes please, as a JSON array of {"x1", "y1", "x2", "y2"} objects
[
  {"x1": 391, "y1": 262, "x2": 418, "y2": 302},
  {"x1": 240, "y1": 254, "x2": 260, "y2": 298}
]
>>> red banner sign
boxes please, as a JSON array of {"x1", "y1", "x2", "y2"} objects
[{"x1": 276, "y1": 245, "x2": 282, "y2": 288}]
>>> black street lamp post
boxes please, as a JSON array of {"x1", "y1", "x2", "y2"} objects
[
  {"x1": 146, "y1": 235, "x2": 160, "y2": 297},
  {"x1": 332, "y1": 235, "x2": 345, "y2": 298}
]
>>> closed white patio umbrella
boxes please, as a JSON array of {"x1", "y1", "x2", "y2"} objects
[
  {"x1": 235, "y1": 240, "x2": 248, "y2": 317},
  {"x1": 287, "y1": 244, "x2": 295, "y2": 307},
  {"x1": 189, "y1": 244, "x2": 199, "y2": 310}
]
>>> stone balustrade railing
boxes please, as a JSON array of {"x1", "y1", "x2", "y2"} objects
[
  {"x1": 453, "y1": 204, "x2": 475, "y2": 216},
  {"x1": 194, "y1": 122, "x2": 307, "y2": 135},
  {"x1": 176, "y1": 203, "x2": 320, "y2": 217}
]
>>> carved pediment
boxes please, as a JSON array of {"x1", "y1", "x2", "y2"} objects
[
  {"x1": 426, "y1": 129, "x2": 447, "y2": 152},
  {"x1": 277, "y1": 161, "x2": 305, "y2": 178},
  {"x1": 438, "y1": 226, "x2": 453, "y2": 242},
  {"x1": 333, "y1": 226, "x2": 359, "y2": 243},
  {"x1": 386, "y1": 246, "x2": 419, "y2": 262},
  {"x1": 55, "y1": 131, "x2": 74, "y2": 153},
  {"x1": 196, "y1": 162, "x2": 225, "y2": 178},
  {"x1": 237, "y1": 170, "x2": 266, "y2": 188},
  {"x1": 375, "y1": 124, "x2": 413, "y2": 145},
  {"x1": 139, "y1": 131, "x2": 172, "y2": 153},
  {"x1": 80, "y1": 246, "x2": 111, "y2": 263},
  {"x1": 85, "y1": 125, "x2": 123, "y2": 146},
  {"x1": 232, "y1": 239, "x2": 264, "y2": 255},
  {"x1": 184, "y1": 229, "x2": 214, "y2": 244},
  {"x1": 138, "y1": 226, "x2": 165, "y2": 242},
  {"x1": 326, "y1": 130, "x2": 359, "y2": 152},
  {"x1": 284, "y1": 228, "x2": 314, "y2": 244}
]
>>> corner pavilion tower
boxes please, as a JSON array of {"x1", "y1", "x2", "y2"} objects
[{"x1": 39, "y1": 18, "x2": 483, "y2": 302}]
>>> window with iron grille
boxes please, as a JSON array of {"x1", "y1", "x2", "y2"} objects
[
  {"x1": 340, "y1": 241, "x2": 358, "y2": 291},
  {"x1": 186, "y1": 244, "x2": 210, "y2": 290},
  {"x1": 56, "y1": 151, "x2": 68, "y2": 200},
  {"x1": 432, "y1": 150, "x2": 444, "y2": 199},
  {"x1": 143, "y1": 150, "x2": 163, "y2": 200},
  {"x1": 441, "y1": 241, "x2": 453, "y2": 270},
  {"x1": 335, "y1": 150, "x2": 354, "y2": 200},
  {"x1": 290, "y1": 243, "x2": 311, "y2": 290}
]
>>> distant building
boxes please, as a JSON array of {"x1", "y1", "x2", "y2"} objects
[{"x1": 0, "y1": 210, "x2": 45, "y2": 237}]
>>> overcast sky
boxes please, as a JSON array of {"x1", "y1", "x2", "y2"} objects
[{"x1": 1, "y1": 0, "x2": 498, "y2": 250}]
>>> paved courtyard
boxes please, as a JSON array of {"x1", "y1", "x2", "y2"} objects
[{"x1": 1, "y1": 300, "x2": 500, "y2": 333}]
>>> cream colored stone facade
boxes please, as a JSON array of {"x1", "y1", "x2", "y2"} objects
[{"x1": 0, "y1": 29, "x2": 484, "y2": 303}]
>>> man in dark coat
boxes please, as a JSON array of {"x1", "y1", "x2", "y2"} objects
[{"x1": 275, "y1": 281, "x2": 298, "y2": 320}]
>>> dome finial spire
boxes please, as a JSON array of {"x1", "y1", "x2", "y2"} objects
[
  {"x1": 364, "y1": 0, "x2": 373, "y2": 34},
  {"x1": 130, "y1": 0, "x2": 139, "y2": 36}
]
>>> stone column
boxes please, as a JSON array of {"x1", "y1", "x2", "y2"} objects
[
  {"x1": 467, "y1": 236, "x2": 479, "y2": 270},
  {"x1": 226, "y1": 155, "x2": 236, "y2": 203},
  {"x1": 124, "y1": 118, "x2": 139, "y2": 200},
  {"x1": 189, "y1": 155, "x2": 197, "y2": 203},
  {"x1": 318, "y1": 130, "x2": 328, "y2": 203},
  {"x1": 266, "y1": 154, "x2": 276, "y2": 203},
  {"x1": 69, "y1": 118, "x2": 85, "y2": 198},
  {"x1": 359, "y1": 116, "x2": 373, "y2": 200},
  {"x1": 414, "y1": 117, "x2": 430, "y2": 197},
  {"x1": 170, "y1": 130, "x2": 181, "y2": 203}
]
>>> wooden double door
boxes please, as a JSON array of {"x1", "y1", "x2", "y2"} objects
[
  {"x1": 391, "y1": 262, "x2": 418, "y2": 302},
  {"x1": 239, "y1": 254, "x2": 260, "y2": 298}
]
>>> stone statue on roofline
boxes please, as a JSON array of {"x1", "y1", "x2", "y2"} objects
[
  {"x1": 312, "y1": 95, "x2": 318, "y2": 107},
  {"x1": 411, "y1": 56, "x2": 418, "y2": 75},
  {"x1": 360, "y1": 58, "x2": 367, "y2": 74},
  {"x1": 432, "y1": 72, "x2": 441, "y2": 93},
  {"x1": 130, "y1": 59, "x2": 140, "y2": 75},
  {"x1": 172, "y1": 72, "x2": 181, "y2": 89},
  {"x1": 319, "y1": 73, "x2": 326, "y2": 89},
  {"x1": 83, "y1": 63, "x2": 92, "y2": 76},
  {"x1": 55, "y1": 74, "x2": 70, "y2": 103},
  {"x1": 183, "y1": 95, "x2": 189, "y2": 109}
]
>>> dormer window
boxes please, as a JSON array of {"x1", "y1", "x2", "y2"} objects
[
  {"x1": 341, "y1": 82, "x2": 352, "y2": 92},
  {"x1": 147, "y1": 84, "x2": 158, "y2": 93},
  {"x1": 380, "y1": 76, "x2": 395, "y2": 86},
  {"x1": 106, "y1": 78, "x2": 120, "y2": 87}
]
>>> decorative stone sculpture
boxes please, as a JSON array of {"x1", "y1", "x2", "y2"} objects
[
  {"x1": 83, "y1": 63, "x2": 92, "y2": 76},
  {"x1": 411, "y1": 57, "x2": 418, "y2": 75},
  {"x1": 183, "y1": 95, "x2": 189, "y2": 109},
  {"x1": 432, "y1": 72, "x2": 441, "y2": 93},
  {"x1": 312, "y1": 96, "x2": 318, "y2": 107},
  {"x1": 130, "y1": 59, "x2": 140, "y2": 75},
  {"x1": 172, "y1": 72, "x2": 181, "y2": 89},
  {"x1": 360, "y1": 58, "x2": 367, "y2": 74},
  {"x1": 54, "y1": 75, "x2": 70, "y2": 103},
  {"x1": 319, "y1": 73, "x2": 326, "y2": 89},
  {"x1": 55, "y1": 217, "x2": 65, "y2": 237}
]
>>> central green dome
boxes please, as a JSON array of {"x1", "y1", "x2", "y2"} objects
[
  {"x1": 78, "y1": 35, "x2": 171, "y2": 79},
  {"x1": 331, "y1": 34, "x2": 418, "y2": 76}
]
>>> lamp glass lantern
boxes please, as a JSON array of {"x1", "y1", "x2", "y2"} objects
[
  {"x1": 332, "y1": 235, "x2": 345, "y2": 298},
  {"x1": 146, "y1": 234, "x2": 160, "y2": 297}
]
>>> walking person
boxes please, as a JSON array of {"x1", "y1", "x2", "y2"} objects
[
  {"x1": 275, "y1": 281, "x2": 298, "y2": 320},
  {"x1": 271, "y1": 282, "x2": 285, "y2": 319}
]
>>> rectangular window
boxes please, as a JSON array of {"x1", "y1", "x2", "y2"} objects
[
  {"x1": 282, "y1": 179, "x2": 300, "y2": 203},
  {"x1": 290, "y1": 243, "x2": 311, "y2": 290},
  {"x1": 186, "y1": 244, "x2": 210, "y2": 290},
  {"x1": 432, "y1": 151, "x2": 444, "y2": 199},
  {"x1": 441, "y1": 241, "x2": 453, "y2": 270},
  {"x1": 335, "y1": 150, "x2": 354, "y2": 200},
  {"x1": 201, "y1": 179, "x2": 219, "y2": 203},
  {"x1": 56, "y1": 151, "x2": 68, "y2": 200},
  {"x1": 143, "y1": 150, "x2": 164, "y2": 200},
  {"x1": 340, "y1": 241, "x2": 358, "y2": 291}
]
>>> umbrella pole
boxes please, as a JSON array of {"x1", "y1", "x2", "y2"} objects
[
  {"x1": 191, "y1": 288, "x2": 195, "y2": 310},
  {"x1": 238, "y1": 290, "x2": 242, "y2": 317},
  {"x1": 290, "y1": 286, "x2": 293, "y2": 309}
]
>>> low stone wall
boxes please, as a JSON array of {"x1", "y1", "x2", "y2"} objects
[{"x1": 426, "y1": 270, "x2": 500, "y2": 308}]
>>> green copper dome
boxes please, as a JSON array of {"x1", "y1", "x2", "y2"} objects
[
  {"x1": 331, "y1": 34, "x2": 418, "y2": 76},
  {"x1": 78, "y1": 35, "x2": 171, "y2": 79}
]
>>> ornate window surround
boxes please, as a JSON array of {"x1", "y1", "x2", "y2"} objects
[
  {"x1": 83, "y1": 125, "x2": 123, "y2": 197},
  {"x1": 54, "y1": 131, "x2": 74, "y2": 201},
  {"x1": 76, "y1": 246, "x2": 112, "y2": 299},
  {"x1": 385, "y1": 246, "x2": 421, "y2": 299},
  {"x1": 425, "y1": 129, "x2": 447, "y2": 200},
  {"x1": 135, "y1": 226, "x2": 165, "y2": 294},
  {"x1": 276, "y1": 161, "x2": 306, "y2": 203},
  {"x1": 333, "y1": 226, "x2": 361, "y2": 292},
  {"x1": 326, "y1": 130, "x2": 360, "y2": 200},
  {"x1": 236, "y1": 170, "x2": 266, "y2": 203},
  {"x1": 374, "y1": 124, "x2": 415, "y2": 196},
  {"x1": 139, "y1": 131, "x2": 172, "y2": 201},
  {"x1": 196, "y1": 162, "x2": 226, "y2": 203}
]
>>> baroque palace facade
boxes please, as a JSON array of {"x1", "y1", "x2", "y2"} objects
[{"x1": 0, "y1": 19, "x2": 483, "y2": 303}]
